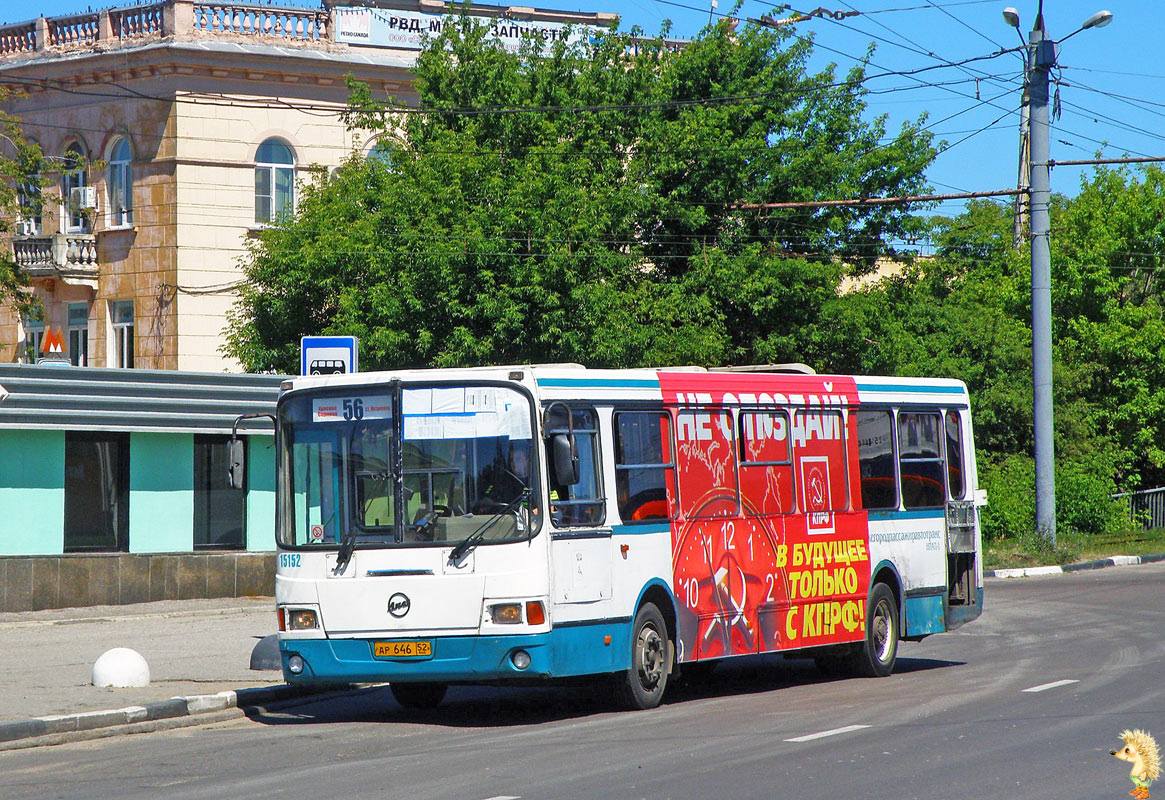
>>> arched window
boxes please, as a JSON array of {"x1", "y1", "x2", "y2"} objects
[
  {"x1": 255, "y1": 138, "x2": 295, "y2": 224},
  {"x1": 62, "y1": 143, "x2": 89, "y2": 233},
  {"x1": 367, "y1": 142, "x2": 394, "y2": 167},
  {"x1": 107, "y1": 138, "x2": 133, "y2": 228}
]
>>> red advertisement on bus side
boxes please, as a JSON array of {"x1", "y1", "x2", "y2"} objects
[{"x1": 657, "y1": 372, "x2": 871, "y2": 662}]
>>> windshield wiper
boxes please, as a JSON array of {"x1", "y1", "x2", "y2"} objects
[
  {"x1": 448, "y1": 489, "x2": 530, "y2": 564},
  {"x1": 333, "y1": 527, "x2": 358, "y2": 574}
]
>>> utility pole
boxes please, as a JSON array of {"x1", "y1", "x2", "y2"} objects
[
  {"x1": 1004, "y1": 5, "x2": 1112, "y2": 547},
  {"x1": 1027, "y1": 11, "x2": 1056, "y2": 545}
]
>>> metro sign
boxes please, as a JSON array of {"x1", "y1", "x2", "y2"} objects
[{"x1": 38, "y1": 326, "x2": 68, "y2": 363}]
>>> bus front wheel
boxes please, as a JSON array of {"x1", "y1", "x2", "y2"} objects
[
  {"x1": 615, "y1": 602, "x2": 671, "y2": 710},
  {"x1": 850, "y1": 582, "x2": 899, "y2": 677},
  {"x1": 390, "y1": 682, "x2": 448, "y2": 710}
]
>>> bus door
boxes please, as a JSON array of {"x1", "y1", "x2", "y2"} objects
[
  {"x1": 942, "y1": 409, "x2": 978, "y2": 609},
  {"x1": 544, "y1": 406, "x2": 612, "y2": 606}
]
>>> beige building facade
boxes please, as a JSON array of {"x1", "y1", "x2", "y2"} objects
[{"x1": 0, "y1": 0, "x2": 614, "y2": 371}]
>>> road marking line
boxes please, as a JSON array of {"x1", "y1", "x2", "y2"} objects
[
  {"x1": 1023, "y1": 679, "x2": 1079, "y2": 693},
  {"x1": 481, "y1": 796, "x2": 520, "y2": 800},
  {"x1": 785, "y1": 724, "x2": 871, "y2": 742}
]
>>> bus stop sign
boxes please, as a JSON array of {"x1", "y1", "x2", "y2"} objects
[{"x1": 301, "y1": 335, "x2": 358, "y2": 376}]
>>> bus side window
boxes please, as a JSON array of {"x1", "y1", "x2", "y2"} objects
[
  {"x1": 793, "y1": 408, "x2": 849, "y2": 512},
  {"x1": 738, "y1": 409, "x2": 794, "y2": 516},
  {"x1": 945, "y1": 410, "x2": 966, "y2": 500},
  {"x1": 674, "y1": 407, "x2": 739, "y2": 518},
  {"x1": 898, "y1": 411, "x2": 945, "y2": 509},
  {"x1": 544, "y1": 406, "x2": 605, "y2": 527},
  {"x1": 857, "y1": 409, "x2": 897, "y2": 510},
  {"x1": 614, "y1": 411, "x2": 674, "y2": 523}
]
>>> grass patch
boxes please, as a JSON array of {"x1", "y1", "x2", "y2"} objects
[{"x1": 984, "y1": 527, "x2": 1165, "y2": 570}]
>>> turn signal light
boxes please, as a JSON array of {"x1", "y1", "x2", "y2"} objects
[
  {"x1": 525, "y1": 601, "x2": 545, "y2": 626},
  {"x1": 277, "y1": 609, "x2": 286, "y2": 631}
]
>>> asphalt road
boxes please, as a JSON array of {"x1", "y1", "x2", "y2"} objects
[{"x1": 2, "y1": 564, "x2": 1162, "y2": 800}]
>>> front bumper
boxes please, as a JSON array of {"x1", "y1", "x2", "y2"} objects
[{"x1": 281, "y1": 621, "x2": 630, "y2": 685}]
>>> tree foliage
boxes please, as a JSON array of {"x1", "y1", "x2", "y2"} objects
[
  {"x1": 225, "y1": 13, "x2": 936, "y2": 372},
  {"x1": 0, "y1": 90, "x2": 48, "y2": 322},
  {"x1": 811, "y1": 181, "x2": 1165, "y2": 539}
]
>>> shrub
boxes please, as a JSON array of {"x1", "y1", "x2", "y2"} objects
[
  {"x1": 978, "y1": 451, "x2": 1132, "y2": 543},
  {"x1": 979, "y1": 454, "x2": 1034, "y2": 543}
]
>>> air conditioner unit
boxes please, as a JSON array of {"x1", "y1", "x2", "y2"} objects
[{"x1": 70, "y1": 186, "x2": 98, "y2": 210}]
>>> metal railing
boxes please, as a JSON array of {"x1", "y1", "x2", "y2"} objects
[{"x1": 1113, "y1": 486, "x2": 1165, "y2": 530}]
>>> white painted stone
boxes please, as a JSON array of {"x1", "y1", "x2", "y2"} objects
[{"x1": 91, "y1": 648, "x2": 151, "y2": 688}]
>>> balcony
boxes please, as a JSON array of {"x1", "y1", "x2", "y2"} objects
[
  {"x1": 12, "y1": 233, "x2": 99, "y2": 286},
  {"x1": 0, "y1": 0, "x2": 332, "y2": 61}
]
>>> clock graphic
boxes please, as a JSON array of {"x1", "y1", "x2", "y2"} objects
[{"x1": 672, "y1": 494, "x2": 790, "y2": 661}]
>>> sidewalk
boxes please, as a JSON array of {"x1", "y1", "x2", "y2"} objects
[
  {"x1": 0, "y1": 597, "x2": 299, "y2": 747},
  {"x1": 984, "y1": 552, "x2": 1165, "y2": 579}
]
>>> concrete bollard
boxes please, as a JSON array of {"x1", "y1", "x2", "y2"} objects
[
  {"x1": 249, "y1": 634, "x2": 282, "y2": 671},
  {"x1": 92, "y1": 648, "x2": 151, "y2": 688}
]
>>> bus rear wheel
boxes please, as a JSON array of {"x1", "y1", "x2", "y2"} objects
[
  {"x1": 849, "y1": 582, "x2": 899, "y2": 677},
  {"x1": 390, "y1": 682, "x2": 448, "y2": 710},
  {"x1": 615, "y1": 602, "x2": 671, "y2": 710}
]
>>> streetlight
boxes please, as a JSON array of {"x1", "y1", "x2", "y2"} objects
[{"x1": 1004, "y1": 3, "x2": 1113, "y2": 547}]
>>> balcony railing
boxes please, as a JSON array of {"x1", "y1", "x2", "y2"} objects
[
  {"x1": 0, "y1": 21, "x2": 35, "y2": 56},
  {"x1": 111, "y1": 3, "x2": 167, "y2": 40},
  {"x1": 193, "y1": 3, "x2": 328, "y2": 40},
  {"x1": 0, "y1": 0, "x2": 334, "y2": 58},
  {"x1": 12, "y1": 233, "x2": 99, "y2": 280}
]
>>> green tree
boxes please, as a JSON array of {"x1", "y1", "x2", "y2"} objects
[
  {"x1": 225, "y1": 13, "x2": 937, "y2": 372},
  {"x1": 1051, "y1": 165, "x2": 1165, "y2": 488},
  {"x1": 0, "y1": 90, "x2": 49, "y2": 323}
]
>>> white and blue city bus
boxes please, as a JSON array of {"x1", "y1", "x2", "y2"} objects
[{"x1": 265, "y1": 364, "x2": 984, "y2": 710}]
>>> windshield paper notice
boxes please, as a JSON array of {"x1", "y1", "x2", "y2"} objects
[{"x1": 402, "y1": 387, "x2": 531, "y2": 440}]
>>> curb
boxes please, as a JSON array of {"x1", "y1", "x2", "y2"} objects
[
  {"x1": 0, "y1": 684, "x2": 338, "y2": 751},
  {"x1": 986, "y1": 552, "x2": 1165, "y2": 579}
]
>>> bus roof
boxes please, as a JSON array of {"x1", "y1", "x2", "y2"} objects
[{"x1": 281, "y1": 364, "x2": 969, "y2": 407}]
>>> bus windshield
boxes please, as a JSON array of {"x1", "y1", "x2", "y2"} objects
[{"x1": 277, "y1": 384, "x2": 538, "y2": 549}]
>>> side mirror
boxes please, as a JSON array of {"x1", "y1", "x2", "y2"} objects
[
  {"x1": 551, "y1": 433, "x2": 579, "y2": 486},
  {"x1": 227, "y1": 438, "x2": 245, "y2": 490}
]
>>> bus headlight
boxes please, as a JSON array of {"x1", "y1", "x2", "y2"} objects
[
  {"x1": 287, "y1": 655, "x2": 305, "y2": 674},
  {"x1": 287, "y1": 609, "x2": 319, "y2": 630},
  {"x1": 511, "y1": 650, "x2": 531, "y2": 670},
  {"x1": 489, "y1": 603, "x2": 523, "y2": 624}
]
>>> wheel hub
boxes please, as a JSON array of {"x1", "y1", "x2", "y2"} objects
[{"x1": 637, "y1": 626, "x2": 664, "y2": 689}]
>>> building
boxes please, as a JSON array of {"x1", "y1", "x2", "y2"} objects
[
  {"x1": 0, "y1": 363, "x2": 281, "y2": 610},
  {"x1": 0, "y1": 1, "x2": 619, "y2": 609},
  {"x1": 0, "y1": 0, "x2": 616, "y2": 371}
]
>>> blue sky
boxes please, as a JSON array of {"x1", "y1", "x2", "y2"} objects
[{"x1": 9, "y1": 0, "x2": 1160, "y2": 221}]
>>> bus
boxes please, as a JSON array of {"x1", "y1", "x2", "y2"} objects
[{"x1": 262, "y1": 364, "x2": 984, "y2": 710}]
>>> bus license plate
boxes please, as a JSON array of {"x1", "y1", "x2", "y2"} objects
[{"x1": 373, "y1": 640, "x2": 432, "y2": 659}]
